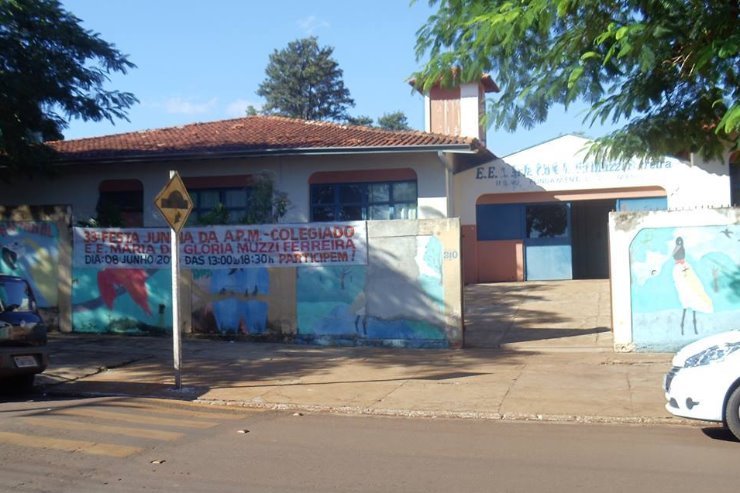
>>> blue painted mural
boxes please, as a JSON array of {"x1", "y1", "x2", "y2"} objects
[
  {"x1": 630, "y1": 225, "x2": 740, "y2": 351},
  {"x1": 296, "y1": 264, "x2": 367, "y2": 342},
  {"x1": 0, "y1": 222, "x2": 59, "y2": 308},
  {"x1": 191, "y1": 267, "x2": 270, "y2": 336},
  {"x1": 72, "y1": 266, "x2": 276, "y2": 336},
  {"x1": 67, "y1": 222, "x2": 461, "y2": 347},
  {"x1": 72, "y1": 267, "x2": 172, "y2": 334},
  {"x1": 296, "y1": 235, "x2": 449, "y2": 347}
]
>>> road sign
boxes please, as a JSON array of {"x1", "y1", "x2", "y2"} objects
[
  {"x1": 156, "y1": 170, "x2": 191, "y2": 390},
  {"x1": 154, "y1": 172, "x2": 193, "y2": 233}
]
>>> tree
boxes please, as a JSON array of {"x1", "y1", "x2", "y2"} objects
[
  {"x1": 257, "y1": 37, "x2": 354, "y2": 121},
  {"x1": 346, "y1": 111, "x2": 411, "y2": 130},
  {"x1": 0, "y1": 0, "x2": 137, "y2": 178},
  {"x1": 241, "y1": 174, "x2": 289, "y2": 225},
  {"x1": 346, "y1": 115, "x2": 374, "y2": 126},
  {"x1": 378, "y1": 111, "x2": 411, "y2": 131},
  {"x1": 414, "y1": 0, "x2": 739, "y2": 163},
  {"x1": 195, "y1": 174, "x2": 289, "y2": 226}
]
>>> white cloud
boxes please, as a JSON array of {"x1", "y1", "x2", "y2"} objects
[
  {"x1": 225, "y1": 99, "x2": 259, "y2": 118},
  {"x1": 297, "y1": 15, "x2": 330, "y2": 34},
  {"x1": 163, "y1": 97, "x2": 218, "y2": 115}
]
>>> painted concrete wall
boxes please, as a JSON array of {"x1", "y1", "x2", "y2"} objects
[
  {"x1": 294, "y1": 219, "x2": 462, "y2": 347},
  {"x1": 72, "y1": 267, "x2": 173, "y2": 335},
  {"x1": 67, "y1": 219, "x2": 463, "y2": 348},
  {"x1": 0, "y1": 152, "x2": 451, "y2": 226},
  {"x1": 610, "y1": 207, "x2": 740, "y2": 352},
  {"x1": 0, "y1": 206, "x2": 72, "y2": 331},
  {"x1": 0, "y1": 221, "x2": 60, "y2": 308}
]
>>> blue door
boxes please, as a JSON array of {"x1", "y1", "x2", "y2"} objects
[{"x1": 524, "y1": 203, "x2": 572, "y2": 281}]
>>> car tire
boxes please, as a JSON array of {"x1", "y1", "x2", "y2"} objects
[{"x1": 726, "y1": 385, "x2": 740, "y2": 441}]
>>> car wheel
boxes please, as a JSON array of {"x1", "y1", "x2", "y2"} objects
[{"x1": 726, "y1": 385, "x2": 740, "y2": 441}]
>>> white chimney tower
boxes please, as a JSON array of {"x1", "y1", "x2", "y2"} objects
[{"x1": 415, "y1": 74, "x2": 499, "y2": 145}]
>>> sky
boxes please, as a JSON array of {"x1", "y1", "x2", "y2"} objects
[{"x1": 60, "y1": 0, "x2": 620, "y2": 157}]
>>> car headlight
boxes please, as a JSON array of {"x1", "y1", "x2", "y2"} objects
[{"x1": 684, "y1": 342, "x2": 740, "y2": 367}]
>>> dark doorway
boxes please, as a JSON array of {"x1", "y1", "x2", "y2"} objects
[{"x1": 570, "y1": 200, "x2": 615, "y2": 279}]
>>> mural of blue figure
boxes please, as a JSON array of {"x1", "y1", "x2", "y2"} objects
[
  {"x1": 671, "y1": 236, "x2": 713, "y2": 335},
  {"x1": 210, "y1": 267, "x2": 269, "y2": 335},
  {"x1": 0, "y1": 223, "x2": 59, "y2": 308}
]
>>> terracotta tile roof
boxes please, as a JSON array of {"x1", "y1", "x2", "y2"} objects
[{"x1": 48, "y1": 115, "x2": 493, "y2": 162}]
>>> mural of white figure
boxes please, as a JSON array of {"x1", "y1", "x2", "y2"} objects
[{"x1": 671, "y1": 236, "x2": 713, "y2": 335}]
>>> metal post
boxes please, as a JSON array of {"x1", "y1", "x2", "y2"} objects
[{"x1": 170, "y1": 170, "x2": 182, "y2": 390}]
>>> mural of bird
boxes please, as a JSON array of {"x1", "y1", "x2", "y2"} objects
[
  {"x1": 672, "y1": 237, "x2": 713, "y2": 335},
  {"x1": 97, "y1": 268, "x2": 152, "y2": 316}
]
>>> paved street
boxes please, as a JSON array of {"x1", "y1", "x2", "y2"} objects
[
  {"x1": 0, "y1": 397, "x2": 247, "y2": 460},
  {"x1": 1, "y1": 396, "x2": 739, "y2": 493}
]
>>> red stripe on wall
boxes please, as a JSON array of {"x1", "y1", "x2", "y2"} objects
[
  {"x1": 475, "y1": 186, "x2": 666, "y2": 205},
  {"x1": 309, "y1": 168, "x2": 417, "y2": 184},
  {"x1": 181, "y1": 175, "x2": 254, "y2": 189}
]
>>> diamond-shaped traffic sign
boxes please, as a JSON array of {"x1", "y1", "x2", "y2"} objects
[{"x1": 154, "y1": 172, "x2": 193, "y2": 232}]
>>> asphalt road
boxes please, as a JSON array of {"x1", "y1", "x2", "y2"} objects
[{"x1": 0, "y1": 396, "x2": 738, "y2": 493}]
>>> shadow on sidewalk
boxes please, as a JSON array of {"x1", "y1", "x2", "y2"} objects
[
  {"x1": 464, "y1": 280, "x2": 612, "y2": 348},
  {"x1": 41, "y1": 334, "x2": 542, "y2": 402}
]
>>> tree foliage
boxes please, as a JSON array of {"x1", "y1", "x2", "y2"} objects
[
  {"x1": 377, "y1": 111, "x2": 411, "y2": 131},
  {"x1": 257, "y1": 37, "x2": 354, "y2": 122},
  {"x1": 195, "y1": 174, "x2": 289, "y2": 226},
  {"x1": 241, "y1": 174, "x2": 289, "y2": 225},
  {"x1": 0, "y1": 0, "x2": 137, "y2": 178},
  {"x1": 346, "y1": 115, "x2": 375, "y2": 126},
  {"x1": 414, "y1": 0, "x2": 739, "y2": 163},
  {"x1": 346, "y1": 111, "x2": 411, "y2": 130}
]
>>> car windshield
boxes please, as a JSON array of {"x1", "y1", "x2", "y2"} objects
[{"x1": 0, "y1": 279, "x2": 33, "y2": 312}]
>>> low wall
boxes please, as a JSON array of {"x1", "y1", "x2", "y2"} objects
[
  {"x1": 0, "y1": 205, "x2": 72, "y2": 331},
  {"x1": 610, "y1": 207, "x2": 740, "y2": 352},
  {"x1": 69, "y1": 219, "x2": 463, "y2": 348}
]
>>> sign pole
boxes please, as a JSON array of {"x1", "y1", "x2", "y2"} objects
[
  {"x1": 170, "y1": 174, "x2": 182, "y2": 390},
  {"x1": 153, "y1": 169, "x2": 193, "y2": 391}
]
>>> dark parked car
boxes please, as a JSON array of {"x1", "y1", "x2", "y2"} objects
[{"x1": 0, "y1": 275, "x2": 49, "y2": 392}]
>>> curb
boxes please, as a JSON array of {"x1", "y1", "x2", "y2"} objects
[
  {"x1": 41, "y1": 385, "x2": 704, "y2": 428},
  {"x1": 193, "y1": 398, "x2": 704, "y2": 427}
]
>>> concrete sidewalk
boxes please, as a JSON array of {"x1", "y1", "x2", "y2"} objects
[{"x1": 36, "y1": 333, "x2": 683, "y2": 426}]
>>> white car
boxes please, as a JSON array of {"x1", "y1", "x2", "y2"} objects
[{"x1": 664, "y1": 330, "x2": 740, "y2": 440}]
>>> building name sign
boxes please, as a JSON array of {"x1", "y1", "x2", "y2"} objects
[
  {"x1": 474, "y1": 159, "x2": 672, "y2": 189},
  {"x1": 73, "y1": 222, "x2": 368, "y2": 269}
]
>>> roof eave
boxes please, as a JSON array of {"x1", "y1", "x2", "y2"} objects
[{"x1": 52, "y1": 144, "x2": 495, "y2": 166}]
